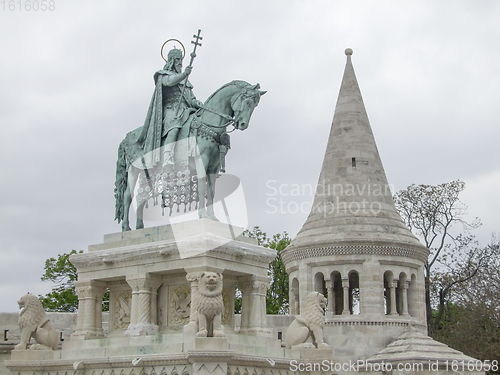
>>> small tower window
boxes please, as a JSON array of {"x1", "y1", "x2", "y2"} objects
[{"x1": 352, "y1": 157, "x2": 356, "y2": 168}]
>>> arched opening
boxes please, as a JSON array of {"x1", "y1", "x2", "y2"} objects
[
  {"x1": 314, "y1": 272, "x2": 327, "y2": 297},
  {"x1": 330, "y1": 271, "x2": 343, "y2": 315},
  {"x1": 348, "y1": 270, "x2": 360, "y2": 315},
  {"x1": 290, "y1": 278, "x2": 300, "y2": 315}
]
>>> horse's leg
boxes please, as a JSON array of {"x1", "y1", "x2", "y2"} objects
[
  {"x1": 122, "y1": 188, "x2": 132, "y2": 232},
  {"x1": 206, "y1": 172, "x2": 219, "y2": 221},
  {"x1": 196, "y1": 137, "x2": 221, "y2": 220},
  {"x1": 123, "y1": 167, "x2": 140, "y2": 231},
  {"x1": 136, "y1": 200, "x2": 146, "y2": 230},
  {"x1": 197, "y1": 174, "x2": 208, "y2": 219}
]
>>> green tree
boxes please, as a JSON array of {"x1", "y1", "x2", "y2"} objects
[
  {"x1": 39, "y1": 250, "x2": 109, "y2": 312},
  {"x1": 393, "y1": 180, "x2": 481, "y2": 332},
  {"x1": 243, "y1": 227, "x2": 290, "y2": 314},
  {"x1": 39, "y1": 250, "x2": 81, "y2": 312},
  {"x1": 431, "y1": 240, "x2": 500, "y2": 373}
]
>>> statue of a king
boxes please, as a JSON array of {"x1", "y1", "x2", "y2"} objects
[{"x1": 136, "y1": 47, "x2": 203, "y2": 168}]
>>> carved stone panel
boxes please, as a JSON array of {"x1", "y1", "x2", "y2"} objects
[
  {"x1": 169, "y1": 285, "x2": 192, "y2": 325},
  {"x1": 114, "y1": 291, "x2": 132, "y2": 329},
  {"x1": 221, "y1": 288, "x2": 231, "y2": 325}
]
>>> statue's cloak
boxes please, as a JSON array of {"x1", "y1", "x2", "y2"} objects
[{"x1": 138, "y1": 70, "x2": 194, "y2": 168}]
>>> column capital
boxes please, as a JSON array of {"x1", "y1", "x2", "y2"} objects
[
  {"x1": 238, "y1": 280, "x2": 252, "y2": 293},
  {"x1": 251, "y1": 280, "x2": 269, "y2": 294},
  {"x1": 74, "y1": 281, "x2": 107, "y2": 298},
  {"x1": 341, "y1": 278, "x2": 349, "y2": 288},
  {"x1": 126, "y1": 274, "x2": 162, "y2": 292}
]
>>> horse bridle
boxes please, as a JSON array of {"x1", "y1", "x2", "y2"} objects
[{"x1": 197, "y1": 89, "x2": 260, "y2": 132}]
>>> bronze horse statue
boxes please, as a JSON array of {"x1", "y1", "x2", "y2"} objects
[{"x1": 114, "y1": 81, "x2": 265, "y2": 231}]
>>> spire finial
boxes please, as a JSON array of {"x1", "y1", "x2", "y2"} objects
[{"x1": 345, "y1": 48, "x2": 353, "y2": 56}]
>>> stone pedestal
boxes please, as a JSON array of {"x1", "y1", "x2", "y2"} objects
[
  {"x1": 194, "y1": 337, "x2": 228, "y2": 351},
  {"x1": 9, "y1": 349, "x2": 57, "y2": 361},
  {"x1": 6, "y1": 220, "x2": 286, "y2": 375},
  {"x1": 289, "y1": 347, "x2": 334, "y2": 360},
  {"x1": 68, "y1": 219, "x2": 276, "y2": 340}
]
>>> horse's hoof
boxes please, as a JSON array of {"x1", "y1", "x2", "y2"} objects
[{"x1": 123, "y1": 226, "x2": 131, "y2": 232}]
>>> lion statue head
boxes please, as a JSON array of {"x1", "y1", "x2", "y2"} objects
[
  {"x1": 303, "y1": 291, "x2": 327, "y2": 328},
  {"x1": 18, "y1": 293, "x2": 47, "y2": 332},
  {"x1": 198, "y1": 272, "x2": 223, "y2": 297},
  {"x1": 15, "y1": 293, "x2": 58, "y2": 351}
]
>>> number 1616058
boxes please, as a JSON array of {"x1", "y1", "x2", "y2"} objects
[{"x1": 2, "y1": 0, "x2": 55, "y2": 11}]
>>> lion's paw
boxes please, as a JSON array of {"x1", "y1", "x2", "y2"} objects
[
  {"x1": 14, "y1": 343, "x2": 27, "y2": 351},
  {"x1": 196, "y1": 329, "x2": 208, "y2": 337},
  {"x1": 213, "y1": 329, "x2": 225, "y2": 338},
  {"x1": 318, "y1": 342, "x2": 330, "y2": 348}
]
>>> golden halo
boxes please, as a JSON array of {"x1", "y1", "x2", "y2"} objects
[{"x1": 161, "y1": 39, "x2": 185, "y2": 63}]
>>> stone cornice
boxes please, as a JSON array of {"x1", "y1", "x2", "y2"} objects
[
  {"x1": 282, "y1": 243, "x2": 429, "y2": 265},
  {"x1": 71, "y1": 234, "x2": 276, "y2": 270}
]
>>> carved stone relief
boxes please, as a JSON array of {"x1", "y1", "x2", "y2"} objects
[
  {"x1": 114, "y1": 291, "x2": 132, "y2": 329},
  {"x1": 169, "y1": 285, "x2": 191, "y2": 325}
]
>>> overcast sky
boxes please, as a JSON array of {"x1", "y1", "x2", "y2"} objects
[{"x1": 1, "y1": 0, "x2": 499, "y2": 312}]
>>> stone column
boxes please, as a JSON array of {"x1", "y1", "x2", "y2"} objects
[
  {"x1": 72, "y1": 281, "x2": 106, "y2": 339},
  {"x1": 342, "y1": 278, "x2": 350, "y2": 315},
  {"x1": 83, "y1": 287, "x2": 97, "y2": 337},
  {"x1": 186, "y1": 272, "x2": 202, "y2": 325},
  {"x1": 125, "y1": 274, "x2": 161, "y2": 336},
  {"x1": 326, "y1": 279, "x2": 335, "y2": 317},
  {"x1": 238, "y1": 280, "x2": 252, "y2": 332},
  {"x1": 94, "y1": 286, "x2": 107, "y2": 337},
  {"x1": 73, "y1": 285, "x2": 87, "y2": 337},
  {"x1": 401, "y1": 280, "x2": 410, "y2": 317},
  {"x1": 248, "y1": 280, "x2": 268, "y2": 329},
  {"x1": 243, "y1": 279, "x2": 272, "y2": 336},
  {"x1": 390, "y1": 280, "x2": 399, "y2": 316}
]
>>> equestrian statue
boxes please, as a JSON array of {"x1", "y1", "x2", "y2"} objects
[{"x1": 114, "y1": 31, "x2": 266, "y2": 231}]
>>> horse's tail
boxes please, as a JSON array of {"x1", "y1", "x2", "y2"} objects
[{"x1": 114, "y1": 140, "x2": 128, "y2": 223}]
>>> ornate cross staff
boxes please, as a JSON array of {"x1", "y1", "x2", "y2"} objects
[{"x1": 174, "y1": 29, "x2": 203, "y2": 117}]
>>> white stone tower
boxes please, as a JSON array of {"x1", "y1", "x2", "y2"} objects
[{"x1": 282, "y1": 49, "x2": 430, "y2": 360}]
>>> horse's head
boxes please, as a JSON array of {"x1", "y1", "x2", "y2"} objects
[{"x1": 231, "y1": 83, "x2": 266, "y2": 130}]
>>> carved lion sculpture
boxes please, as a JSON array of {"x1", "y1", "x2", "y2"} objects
[
  {"x1": 14, "y1": 293, "x2": 58, "y2": 351},
  {"x1": 285, "y1": 292, "x2": 330, "y2": 349},
  {"x1": 194, "y1": 272, "x2": 225, "y2": 337}
]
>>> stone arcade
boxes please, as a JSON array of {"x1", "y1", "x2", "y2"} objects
[{"x1": 5, "y1": 50, "x2": 484, "y2": 375}]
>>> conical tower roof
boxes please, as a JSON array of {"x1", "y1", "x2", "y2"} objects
[{"x1": 284, "y1": 49, "x2": 427, "y2": 263}]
